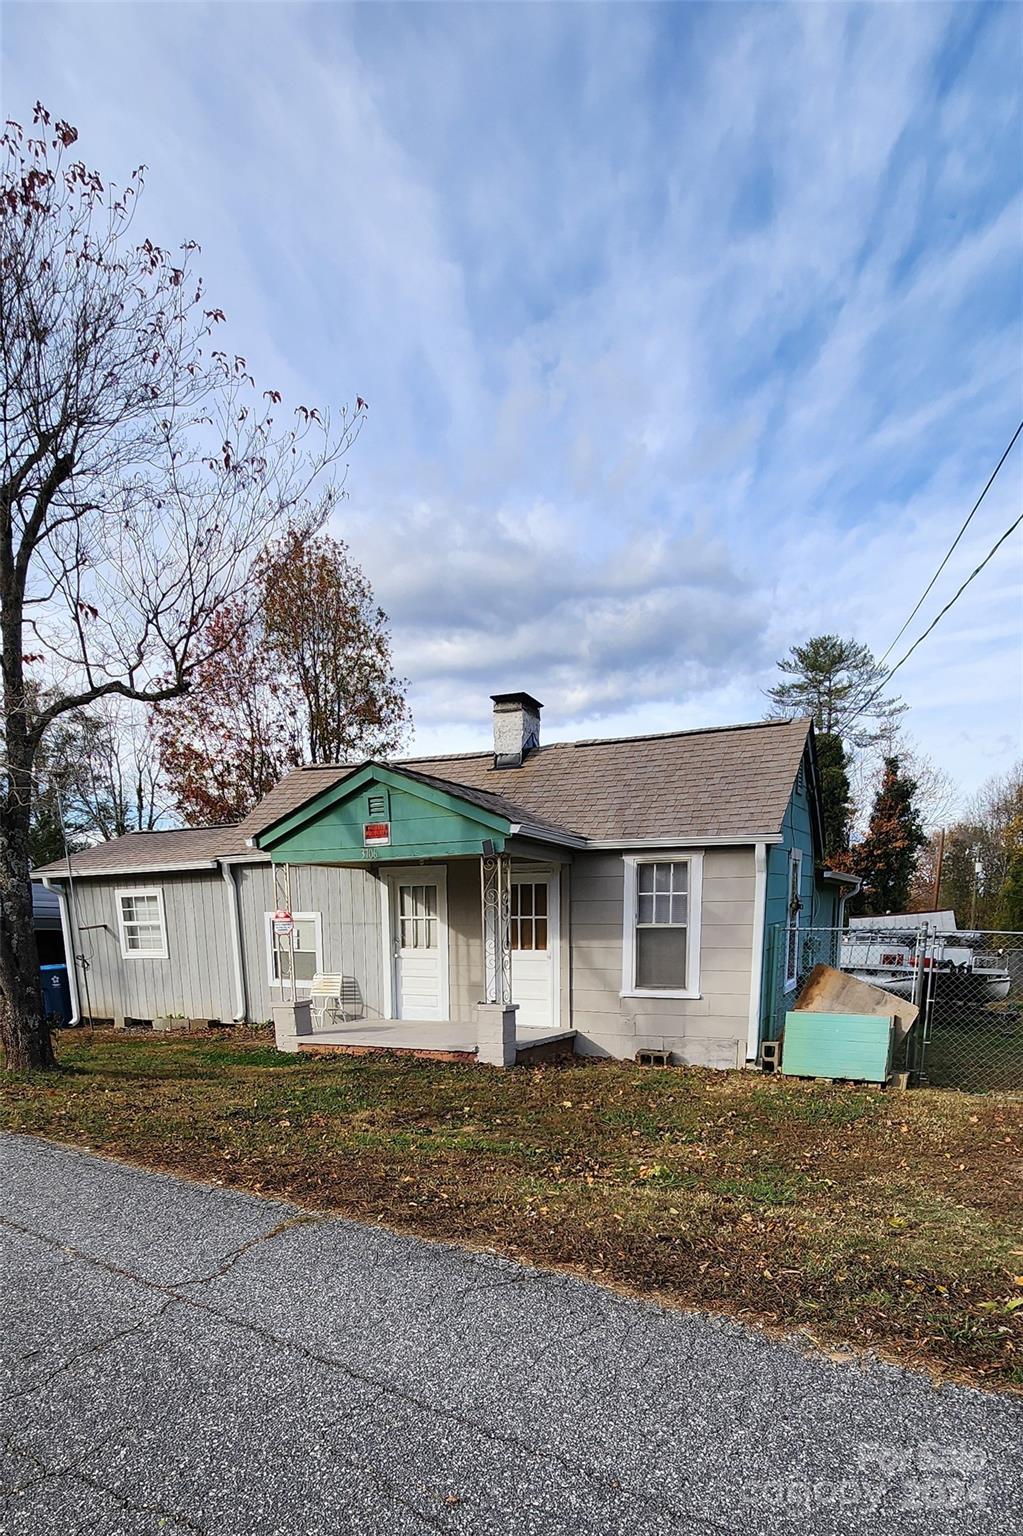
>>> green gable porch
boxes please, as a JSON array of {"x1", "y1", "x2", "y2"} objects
[{"x1": 251, "y1": 763, "x2": 579, "y2": 1065}]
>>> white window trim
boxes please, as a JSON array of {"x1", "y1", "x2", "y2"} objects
[
  {"x1": 116, "y1": 887, "x2": 169, "y2": 961},
  {"x1": 264, "y1": 910, "x2": 323, "y2": 990},
  {"x1": 783, "y1": 848, "x2": 803, "y2": 992},
  {"x1": 621, "y1": 853, "x2": 703, "y2": 1000}
]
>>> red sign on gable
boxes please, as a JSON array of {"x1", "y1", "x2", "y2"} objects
[{"x1": 363, "y1": 822, "x2": 391, "y2": 846}]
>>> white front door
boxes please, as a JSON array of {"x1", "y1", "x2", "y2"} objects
[
  {"x1": 510, "y1": 873, "x2": 559, "y2": 1031},
  {"x1": 388, "y1": 875, "x2": 447, "y2": 1020}
]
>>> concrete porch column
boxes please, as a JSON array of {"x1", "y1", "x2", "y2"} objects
[
  {"x1": 272, "y1": 999, "x2": 311, "y2": 1054},
  {"x1": 476, "y1": 1002, "x2": 518, "y2": 1067}
]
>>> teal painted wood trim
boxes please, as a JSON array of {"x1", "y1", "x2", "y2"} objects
[
  {"x1": 262, "y1": 774, "x2": 510, "y2": 865},
  {"x1": 257, "y1": 762, "x2": 511, "y2": 851},
  {"x1": 781, "y1": 1011, "x2": 894, "y2": 1082}
]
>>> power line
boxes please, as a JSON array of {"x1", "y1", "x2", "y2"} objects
[
  {"x1": 876, "y1": 417, "x2": 1023, "y2": 670},
  {"x1": 830, "y1": 418, "x2": 1023, "y2": 735},
  {"x1": 838, "y1": 504, "x2": 1023, "y2": 738}
]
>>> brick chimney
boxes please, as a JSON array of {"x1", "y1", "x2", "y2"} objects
[{"x1": 491, "y1": 692, "x2": 543, "y2": 769}]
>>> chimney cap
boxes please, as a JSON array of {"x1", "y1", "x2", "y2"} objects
[{"x1": 490, "y1": 691, "x2": 543, "y2": 712}]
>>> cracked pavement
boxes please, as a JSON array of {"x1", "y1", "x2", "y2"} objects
[{"x1": 2, "y1": 1136, "x2": 1020, "y2": 1535}]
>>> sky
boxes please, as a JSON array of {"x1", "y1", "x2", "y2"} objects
[{"x1": 4, "y1": 1, "x2": 1022, "y2": 803}]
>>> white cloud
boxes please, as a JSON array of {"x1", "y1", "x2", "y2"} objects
[{"x1": 3, "y1": 0, "x2": 1020, "y2": 794}]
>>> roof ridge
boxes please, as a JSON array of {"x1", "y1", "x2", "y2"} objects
[
  {"x1": 399, "y1": 715, "x2": 809, "y2": 761},
  {"x1": 125, "y1": 823, "x2": 241, "y2": 835}
]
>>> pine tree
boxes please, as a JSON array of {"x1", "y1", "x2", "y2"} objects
[
  {"x1": 815, "y1": 731, "x2": 853, "y2": 861},
  {"x1": 850, "y1": 757, "x2": 927, "y2": 915},
  {"x1": 766, "y1": 635, "x2": 905, "y2": 744}
]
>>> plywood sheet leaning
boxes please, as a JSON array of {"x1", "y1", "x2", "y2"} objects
[{"x1": 794, "y1": 963, "x2": 918, "y2": 1049}]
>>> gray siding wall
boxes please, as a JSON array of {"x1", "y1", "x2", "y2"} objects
[
  {"x1": 61, "y1": 871, "x2": 235, "y2": 1024},
  {"x1": 568, "y1": 847, "x2": 756, "y2": 1069},
  {"x1": 234, "y1": 862, "x2": 385, "y2": 1023},
  {"x1": 446, "y1": 858, "x2": 483, "y2": 1022}
]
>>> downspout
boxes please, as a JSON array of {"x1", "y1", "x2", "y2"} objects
[
  {"x1": 836, "y1": 876, "x2": 861, "y2": 929},
  {"x1": 746, "y1": 842, "x2": 768, "y2": 1064},
  {"x1": 42, "y1": 877, "x2": 81, "y2": 1027},
  {"x1": 221, "y1": 862, "x2": 248, "y2": 1023}
]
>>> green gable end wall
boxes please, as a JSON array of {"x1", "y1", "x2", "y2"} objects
[{"x1": 265, "y1": 782, "x2": 507, "y2": 865}]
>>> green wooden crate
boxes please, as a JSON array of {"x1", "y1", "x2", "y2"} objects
[{"x1": 781, "y1": 1011, "x2": 894, "y2": 1083}]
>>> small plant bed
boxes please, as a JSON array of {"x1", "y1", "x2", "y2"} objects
[{"x1": 3, "y1": 1031, "x2": 1021, "y2": 1391}]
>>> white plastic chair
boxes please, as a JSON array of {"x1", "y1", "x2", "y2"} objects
[{"x1": 308, "y1": 973, "x2": 361, "y2": 1030}]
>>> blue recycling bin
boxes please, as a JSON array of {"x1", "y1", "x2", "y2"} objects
[{"x1": 40, "y1": 964, "x2": 72, "y2": 1027}]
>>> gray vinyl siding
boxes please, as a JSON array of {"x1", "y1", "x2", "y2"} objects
[
  {"x1": 57, "y1": 871, "x2": 235, "y2": 1025},
  {"x1": 233, "y1": 862, "x2": 385, "y2": 1024},
  {"x1": 568, "y1": 847, "x2": 756, "y2": 1069},
  {"x1": 446, "y1": 858, "x2": 483, "y2": 1022}
]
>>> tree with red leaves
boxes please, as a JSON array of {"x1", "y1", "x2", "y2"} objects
[
  {"x1": 848, "y1": 756, "x2": 926, "y2": 915},
  {"x1": 154, "y1": 532, "x2": 409, "y2": 825},
  {"x1": 1, "y1": 106, "x2": 365, "y2": 1069}
]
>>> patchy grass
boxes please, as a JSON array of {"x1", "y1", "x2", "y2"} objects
[{"x1": 2, "y1": 1030, "x2": 1021, "y2": 1391}]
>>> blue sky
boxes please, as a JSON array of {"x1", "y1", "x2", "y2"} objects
[{"x1": 5, "y1": 2, "x2": 1022, "y2": 801}]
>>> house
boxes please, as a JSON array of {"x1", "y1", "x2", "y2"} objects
[{"x1": 32, "y1": 693, "x2": 856, "y2": 1068}]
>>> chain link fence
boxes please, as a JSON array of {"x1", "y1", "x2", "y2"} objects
[{"x1": 765, "y1": 922, "x2": 1023, "y2": 1093}]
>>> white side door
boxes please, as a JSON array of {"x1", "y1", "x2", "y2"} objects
[
  {"x1": 388, "y1": 874, "x2": 448, "y2": 1020},
  {"x1": 510, "y1": 872, "x2": 559, "y2": 1031}
]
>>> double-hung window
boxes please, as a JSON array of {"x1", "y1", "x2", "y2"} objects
[
  {"x1": 622, "y1": 855, "x2": 702, "y2": 998},
  {"x1": 784, "y1": 849, "x2": 803, "y2": 990},
  {"x1": 116, "y1": 889, "x2": 168, "y2": 960},
  {"x1": 265, "y1": 912, "x2": 323, "y2": 986}
]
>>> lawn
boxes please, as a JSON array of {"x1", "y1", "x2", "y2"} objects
[{"x1": 2, "y1": 1031, "x2": 1021, "y2": 1391}]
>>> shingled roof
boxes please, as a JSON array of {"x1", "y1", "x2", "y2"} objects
[
  {"x1": 32, "y1": 825, "x2": 247, "y2": 878},
  {"x1": 34, "y1": 716, "x2": 814, "y2": 876},
  {"x1": 240, "y1": 716, "x2": 812, "y2": 845}
]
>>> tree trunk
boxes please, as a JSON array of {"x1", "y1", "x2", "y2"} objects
[
  {"x1": 0, "y1": 783, "x2": 53, "y2": 1071},
  {"x1": 0, "y1": 532, "x2": 54, "y2": 1070}
]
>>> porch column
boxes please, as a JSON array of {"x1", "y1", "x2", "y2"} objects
[
  {"x1": 271, "y1": 860, "x2": 311, "y2": 1051},
  {"x1": 478, "y1": 851, "x2": 517, "y2": 1066}
]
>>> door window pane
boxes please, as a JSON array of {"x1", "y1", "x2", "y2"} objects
[
  {"x1": 511, "y1": 882, "x2": 550, "y2": 952},
  {"x1": 399, "y1": 885, "x2": 438, "y2": 949}
]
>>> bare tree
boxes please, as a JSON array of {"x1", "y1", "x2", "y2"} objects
[
  {"x1": 1, "y1": 106, "x2": 365, "y2": 1068},
  {"x1": 70, "y1": 696, "x2": 170, "y2": 840}
]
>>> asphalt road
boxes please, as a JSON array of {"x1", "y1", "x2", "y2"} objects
[{"x1": 1, "y1": 1136, "x2": 1020, "y2": 1536}]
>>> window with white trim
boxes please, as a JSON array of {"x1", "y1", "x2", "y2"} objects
[
  {"x1": 264, "y1": 912, "x2": 322, "y2": 985},
  {"x1": 116, "y1": 889, "x2": 168, "y2": 959},
  {"x1": 622, "y1": 855, "x2": 702, "y2": 998},
  {"x1": 784, "y1": 849, "x2": 803, "y2": 989}
]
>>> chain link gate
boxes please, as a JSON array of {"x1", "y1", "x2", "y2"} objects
[{"x1": 765, "y1": 922, "x2": 1023, "y2": 1093}]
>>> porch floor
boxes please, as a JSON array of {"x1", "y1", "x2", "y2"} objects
[{"x1": 298, "y1": 1020, "x2": 575, "y2": 1059}]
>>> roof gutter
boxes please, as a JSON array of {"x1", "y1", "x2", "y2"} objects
[
  {"x1": 39, "y1": 859, "x2": 219, "y2": 880},
  {"x1": 41, "y1": 877, "x2": 80, "y2": 1027},
  {"x1": 584, "y1": 834, "x2": 783, "y2": 850},
  {"x1": 507, "y1": 822, "x2": 588, "y2": 850}
]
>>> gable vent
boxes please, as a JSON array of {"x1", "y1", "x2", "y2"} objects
[{"x1": 366, "y1": 789, "x2": 389, "y2": 820}]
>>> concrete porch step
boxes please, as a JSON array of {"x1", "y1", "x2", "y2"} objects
[{"x1": 515, "y1": 1029, "x2": 577, "y2": 1063}]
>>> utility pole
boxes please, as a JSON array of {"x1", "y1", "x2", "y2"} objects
[
  {"x1": 931, "y1": 828, "x2": 945, "y2": 910},
  {"x1": 969, "y1": 854, "x2": 983, "y2": 930}
]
